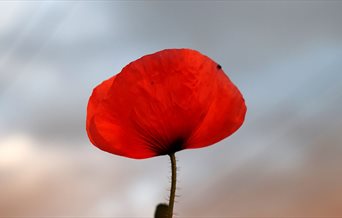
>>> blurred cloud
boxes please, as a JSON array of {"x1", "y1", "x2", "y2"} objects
[{"x1": 0, "y1": 1, "x2": 342, "y2": 217}]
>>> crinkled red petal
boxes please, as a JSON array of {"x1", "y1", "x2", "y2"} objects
[{"x1": 86, "y1": 49, "x2": 246, "y2": 159}]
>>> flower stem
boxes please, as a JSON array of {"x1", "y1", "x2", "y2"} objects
[{"x1": 168, "y1": 153, "x2": 177, "y2": 218}]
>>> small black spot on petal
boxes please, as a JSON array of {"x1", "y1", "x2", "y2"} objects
[{"x1": 217, "y1": 64, "x2": 222, "y2": 70}]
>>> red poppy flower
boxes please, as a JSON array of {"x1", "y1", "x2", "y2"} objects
[{"x1": 86, "y1": 48, "x2": 246, "y2": 159}]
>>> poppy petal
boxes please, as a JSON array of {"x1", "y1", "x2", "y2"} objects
[
  {"x1": 86, "y1": 48, "x2": 246, "y2": 159},
  {"x1": 185, "y1": 70, "x2": 246, "y2": 149},
  {"x1": 86, "y1": 76, "x2": 157, "y2": 159},
  {"x1": 102, "y1": 49, "x2": 215, "y2": 156}
]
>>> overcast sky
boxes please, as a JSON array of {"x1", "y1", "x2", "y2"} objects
[{"x1": 1, "y1": 1, "x2": 342, "y2": 217}]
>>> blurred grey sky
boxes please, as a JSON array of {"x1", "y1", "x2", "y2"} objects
[{"x1": 1, "y1": 1, "x2": 342, "y2": 217}]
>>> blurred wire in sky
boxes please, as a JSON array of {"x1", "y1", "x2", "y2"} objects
[{"x1": 0, "y1": 2, "x2": 76, "y2": 96}]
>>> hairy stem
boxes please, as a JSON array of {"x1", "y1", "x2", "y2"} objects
[{"x1": 168, "y1": 153, "x2": 177, "y2": 218}]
